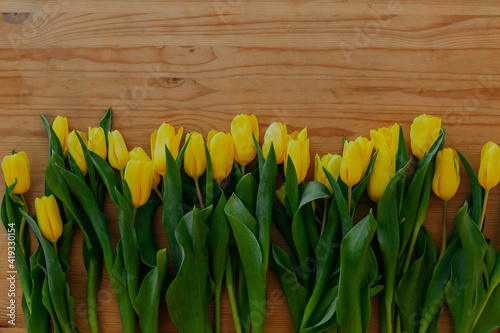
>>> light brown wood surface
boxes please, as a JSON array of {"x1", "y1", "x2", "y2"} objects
[{"x1": 1, "y1": 0, "x2": 500, "y2": 332}]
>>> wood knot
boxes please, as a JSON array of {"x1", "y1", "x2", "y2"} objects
[{"x1": 2, "y1": 13, "x2": 30, "y2": 24}]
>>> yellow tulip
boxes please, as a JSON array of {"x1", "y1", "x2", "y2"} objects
[
  {"x1": 52, "y1": 116, "x2": 69, "y2": 156},
  {"x1": 207, "y1": 130, "x2": 235, "y2": 182},
  {"x1": 35, "y1": 195, "x2": 63, "y2": 243},
  {"x1": 184, "y1": 132, "x2": 207, "y2": 180},
  {"x1": 129, "y1": 147, "x2": 161, "y2": 189},
  {"x1": 231, "y1": 114, "x2": 259, "y2": 166},
  {"x1": 88, "y1": 127, "x2": 107, "y2": 160},
  {"x1": 478, "y1": 141, "x2": 500, "y2": 190},
  {"x1": 340, "y1": 136, "x2": 374, "y2": 187},
  {"x1": 67, "y1": 130, "x2": 88, "y2": 176},
  {"x1": 263, "y1": 122, "x2": 288, "y2": 164},
  {"x1": 410, "y1": 114, "x2": 441, "y2": 160},
  {"x1": 1, "y1": 151, "x2": 30, "y2": 194},
  {"x1": 315, "y1": 153, "x2": 342, "y2": 192},
  {"x1": 367, "y1": 150, "x2": 396, "y2": 203},
  {"x1": 124, "y1": 160, "x2": 155, "y2": 208},
  {"x1": 284, "y1": 128, "x2": 310, "y2": 183},
  {"x1": 108, "y1": 130, "x2": 129, "y2": 170},
  {"x1": 432, "y1": 148, "x2": 460, "y2": 201},
  {"x1": 370, "y1": 123, "x2": 399, "y2": 154},
  {"x1": 151, "y1": 123, "x2": 183, "y2": 175}
]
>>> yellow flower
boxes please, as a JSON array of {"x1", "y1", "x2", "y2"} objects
[
  {"x1": 207, "y1": 130, "x2": 235, "y2": 182},
  {"x1": 432, "y1": 148, "x2": 460, "y2": 201},
  {"x1": 67, "y1": 130, "x2": 88, "y2": 175},
  {"x1": 340, "y1": 136, "x2": 374, "y2": 186},
  {"x1": 35, "y1": 195, "x2": 63, "y2": 243},
  {"x1": 410, "y1": 114, "x2": 441, "y2": 160},
  {"x1": 478, "y1": 141, "x2": 500, "y2": 190},
  {"x1": 151, "y1": 123, "x2": 183, "y2": 175},
  {"x1": 315, "y1": 153, "x2": 342, "y2": 192},
  {"x1": 370, "y1": 123, "x2": 399, "y2": 155},
  {"x1": 231, "y1": 114, "x2": 259, "y2": 166},
  {"x1": 52, "y1": 116, "x2": 69, "y2": 156},
  {"x1": 367, "y1": 150, "x2": 396, "y2": 203},
  {"x1": 1, "y1": 151, "x2": 30, "y2": 194},
  {"x1": 129, "y1": 147, "x2": 161, "y2": 189},
  {"x1": 285, "y1": 128, "x2": 310, "y2": 183},
  {"x1": 88, "y1": 127, "x2": 107, "y2": 160},
  {"x1": 108, "y1": 130, "x2": 129, "y2": 170},
  {"x1": 124, "y1": 160, "x2": 155, "y2": 208},
  {"x1": 263, "y1": 122, "x2": 288, "y2": 164},
  {"x1": 184, "y1": 132, "x2": 206, "y2": 180}
]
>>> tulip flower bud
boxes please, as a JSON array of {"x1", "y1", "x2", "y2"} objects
[
  {"x1": 284, "y1": 128, "x2": 310, "y2": 184},
  {"x1": 108, "y1": 130, "x2": 129, "y2": 170},
  {"x1": 367, "y1": 150, "x2": 396, "y2": 203},
  {"x1": 340, "y1": 136, "x2": 374, "y2": 187},
  {"x1": 231, "y1": 114, "x2": 259, "y2": 166},
  {"x1": 52, "y1": 116, "x2": 69, "y2": 156},
  {"x1": 315, "y1": 153, "x2": 342, "y2": 192},
  {"x1": 129, "y1": 147, "x2": 161, "y2": 189},
  {"x1": 35, "y1": 195, "x2": 63, "y2": 243},
  {"x1": 370, "y1": 123, "x2": 399, "y2": 154},
  {"x1": 207, "y1": 130, "x2": 235, "y2": 182},
  {"x1": 432, "y1": 148, "x2": 460, "y2": 201},
  {"x1": 478, "y1": 141, "x2": 500, "y2": 190},
  {"x1": 151, "y1": 123, "x2": 183, "y2": 175},
  {"x1": 67, "y1": 130, "x2": 88, "y2": 176},
  {"x1": 263, "y1": 122, "x2": 288, "y2": 164},
  {"x1": 184, "y1": 132, "x2": 207, "y2": 180},
  {"x1": 88, "y1": 127, "x2": 107, "y2": 160},
  {"x1": 1, "y1": 151, "x2": 30, "y2": 194},
  {"x1": 410, "y1": 114, "x2": 441, "y2": 160},
  {"x1": 124, "y1": 160, "x2": 155, "y2": 208}
]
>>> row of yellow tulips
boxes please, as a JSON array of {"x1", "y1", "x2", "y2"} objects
[{"x1": 2, "y1": 113, "x2": 500, "y2": 245}]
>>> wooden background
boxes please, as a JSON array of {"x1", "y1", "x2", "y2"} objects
[{"x1": 1, "y1": 0, "x2": 500, "y2": 332}]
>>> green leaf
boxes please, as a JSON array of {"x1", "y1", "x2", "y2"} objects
[
  {"x1": 40, "y1": 113, "x2": 64, "y2": 158},
  {"x1": 395, "y1": 125, "x2": 409, "y2": 211},
  {"x1": 285, "y1": 156, "x2": 300, "y2": 216},
  {"x1": 272, "y1": 205, "x2": 297, "y2": 261},
  {"x1": 396, "y1": 227, "x2": 437, "y2": 333},
  {"x1": 89, "y1": 151, "x2": 122, "y2": 206},
  {"x1": 76, "y1": 131, "x2": 98, "y2": 195},
  {"x1": 28, "y1": 263, "x2": 50, "y2": 333},
  {"x1": 166, "y1": 207, "x2": 214, "y2": 333},
  {"x1": 98, "y1": 107, "x2": 112, "y2": 146},
  {"x1": 336, "y1": 211, "x2": 378, "y2": 333},
  {"x1": 135, "y1": 193, "x2": 162, "y2": 267},
  {"x1": 351, "y1": 150, "x2": 378, "y2": 212},
  {"x1": 324, "y1": 168, "x2": 352, "y2": 237},
  {"x1": 271, "y1": 244, "x2": 309, "y2": 329},
  {"x1": 235, "y1": 174, "x2": 259, "y2": 215},
  {"x1": 457, "y1": 151, "x2": 482, "y2": 225},
  {"x1": 473, "y1": 248, "x2": 500, "y2": 333},
  {"x1": 253, "y1": 133, "x2": 265, "y2": 176},
  {"x1": 136, "y1": 249, "x2": 168, "y2": 333}
]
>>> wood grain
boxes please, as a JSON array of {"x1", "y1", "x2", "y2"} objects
[{"x1": 0, "y1": 1, "x2": 499, "y2": 332}]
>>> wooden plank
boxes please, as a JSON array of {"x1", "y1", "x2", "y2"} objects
[{"x1": 0, "y1": 1, "x2": 499, "y2": 332}]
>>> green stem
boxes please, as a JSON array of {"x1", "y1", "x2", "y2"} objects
[
  {"x1": 194, "y1": 178, "x2": 205, "y2": 209},
  {"x1": 86, "y1": 257, "x2": 100, "y2": 333},
  {"x1": 52, "y1": 241, "x2": 58, "y2": 256},
  {"x1": 472, "y1": 280, "x2": 499, "y2": 328},
  {"x1": 19, "y1": 194, "x2": 28, "y2": 258},
  {"x1": 226, "y1": 253, "x2": 242, "y2": 333},
  {"x1": 119, "y1": 169, "x2": 125, "y2": 188},
  {"x1": 320, "y1": 197, "x2": 329, "y2": 236},
  {"x1": 402, "y1": 224, "x2": 420, "y2": 274},
  {"x1": 395, "y1": 311, "x2": 401, "y2": 333},
  {"x1": 479, "y1": 189, "x2": 490, "y2": 231},
  {"x1": 132, "y1": 207, "x2": 138, "y2": 224},
  {"x1": 438, "y1": 200, "x2": 448, "y2": 261},
  {"x1": 241, "y1": 164, "x2": 246, "y2": 176},
  {"x1": 215, "y1": 283, "x2": 222, "y2": 333},
  {"x1": 347, "y1": 186, "x2": 352, "y2": 214},
  {"x1": 153, "y1": 188, "x2": 163, "y2": 201}
]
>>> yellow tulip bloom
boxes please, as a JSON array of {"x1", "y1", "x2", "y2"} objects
[
  {"x1": 432, "y1": 148, "x2": 460, "y2": 201},
  {"x1": 124, "y1": 159, "x2": 155, "y2": 208},
  {"x1": 478, "y1": 141, "x2": 500, "y2": 190},
  {"x1": 67, "y1": 130, "x2": 88, "y2": 176},
  {"x1": 367, "y1": 150, "x2": 396, "y2": 203},
  {"x1": 263, "y1": 122, "x2": 288, "y2": 164},
  {"x1": 410, "y1": 114, "x2": 441, "y2": 160},
  {"x1": 52, "y1": 116, "x2": 69, "y2": 156},
  {"x1": 340, "y1": 136, "x2": 374, "y2": 187},
  {"x1": 108, "y1": 130, "x2": 129, "y2": 170},
  {"x1": 35, "y1": 195, "x2": 63, "y2": 243},
  {"x1": 129, "y1": 147, "x2": 161, "y2": 189},
  {"x1": 231, "y1": 114, "x2": 259, "y2": 166},
  {"x1": 1, "y1": 151, "x2": 30, "y2": 194},
  {"x1": 284, "y1": 128, "x2": 310, "y2": 183},
  {"x1": 184, "y1": 132, "x2": 207, "y2": 180},
  {"x1": 315, "y1": 153, "x2": 342, "y2": 192},
  {"x1": 207, "y1": 130, "x2": 235, "y2": 182},
  {"x1": 370, "y1": 123, "x2": 399, "y2": 155},
  {"x1": 88, "y1": 127, "x2": 107, "y2": 160},
  {"x1": 151, "y1": 123, "x2": 183, "y2": 175}
]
